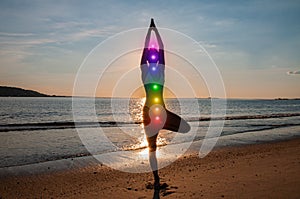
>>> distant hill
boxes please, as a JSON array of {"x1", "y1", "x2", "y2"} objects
[{"x1": 0, "y1": 86, "x2": 50, "y2": 97}]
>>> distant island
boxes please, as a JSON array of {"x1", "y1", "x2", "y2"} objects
[
  {"x1": 0, "y1": 86, "x2": 51, "y2": 97},
  {"x1": 1, "y1": 86, "x2": 299, "y2": 99}
]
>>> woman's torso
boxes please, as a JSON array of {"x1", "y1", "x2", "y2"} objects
[{"x1": 141, "y1": 63, "x2": 165, "y2": 107}]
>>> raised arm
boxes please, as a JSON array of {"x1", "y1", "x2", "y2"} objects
[
  {"x1": 144, "y1": 26, "x2": 152, "y2": 48},
  {"x1": 153, "y1": 27, "x2": 165, "y2": 65},
  {"x1": 141, "y1": 19, "x2": 165, "y2": 65},
  {"x1": 150, "y1": 18, "x2": 165, "y2": 64},
  {"x1": 140, "y1": 27, "x2": 152, "y2": 65}
]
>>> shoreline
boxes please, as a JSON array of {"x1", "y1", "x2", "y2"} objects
[
  {"x1": 1, "y1": 124, "x2": 299, "y2": 177},
  {"x1": 1, "y1": 137, "x2": 300, "y2": 198}
]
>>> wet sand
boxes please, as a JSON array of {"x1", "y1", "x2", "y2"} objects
[{"x1": 1, "y1": 138, "x2": 300, "y2": 199}]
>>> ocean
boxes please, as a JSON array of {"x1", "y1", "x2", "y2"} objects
[{"x1": 0, "y1": 97, "x2": 300, "y2": 169}]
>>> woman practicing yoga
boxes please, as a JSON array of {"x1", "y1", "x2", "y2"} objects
[{"x1": 140, "y1": 18, "x2": 190, "y2": 188}]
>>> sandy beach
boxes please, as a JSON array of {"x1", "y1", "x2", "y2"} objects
[{"x1": 1, "y1": 138, "x2": 300, "y2": 199}]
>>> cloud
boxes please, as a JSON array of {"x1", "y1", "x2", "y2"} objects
[
  {"x1": 51, "y1": 21, "x2": 92, "y2": 30},
  {"x1": 68, "y1": 27, "x2": 119, "y2": 41},
  {"x1": 203, "y1": 43, "x2": 217, "y2": 48},
  {"x1": 214, "y1": 19, "x2": 236, "y2": 27},
  {"x1": 0, "y1": 32, "x2": 35, "y2": 37},
  {"x1": 287, "y1": 70, "x2": 300, "y2": 75},
  {"x1": 0, "y1": 38, "x2": 56, "y2": 46},
  {"x1": 197, "y1": 41, "x2": 217, "y2": 48}
]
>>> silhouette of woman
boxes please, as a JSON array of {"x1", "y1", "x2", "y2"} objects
[{"x1": 140, "y1": 18, "x2": 190, "y2": 189}]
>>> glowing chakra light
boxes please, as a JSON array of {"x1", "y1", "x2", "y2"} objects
[
  {"x1": 152, "y1": 84, "x2": 159, "y2": 90},
  {"x1": 151, "y1": 66, "x2": 156, "y2": 71},
  {"x1": 151, "y1": 55, "x2": 156, "y2": 60},
  {"x1": 155, "y1": 116, "x2": 160, "y2": 121},
  {"x1": 154, "y1": 97, "x2": 159, "y2": 103},
  {"x1": 151, "y1": 106, "x2": 161, "y2": 115}
]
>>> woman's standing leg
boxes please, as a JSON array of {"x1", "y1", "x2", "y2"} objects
[{"x1": 145, "y1": 128, "x2": 160, "y2": 187}]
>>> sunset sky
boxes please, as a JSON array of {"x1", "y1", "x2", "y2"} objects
[{"x1": 0, "y1": 0, "x2": 299, "y2": 98}]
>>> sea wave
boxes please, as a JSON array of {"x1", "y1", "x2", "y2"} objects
[
  {"x1": 193, "y1": 112, "x2": 300, "y2": 121},
  {"x1": 0, "y1": 112, "x2": 299, "y2": 132}
]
